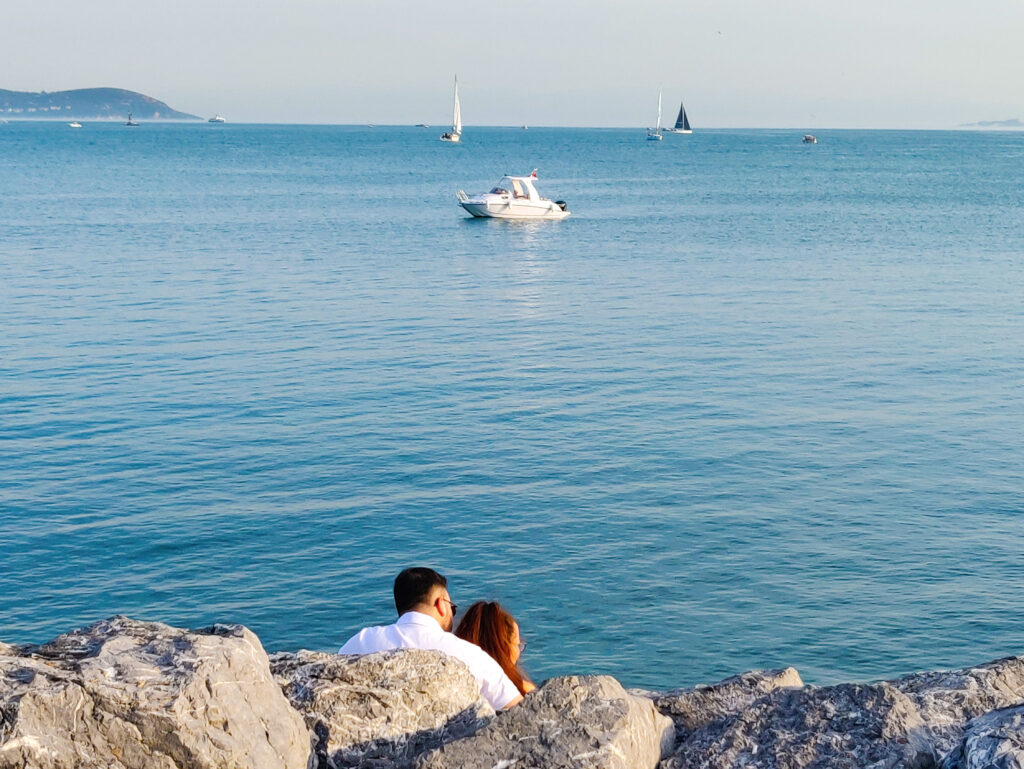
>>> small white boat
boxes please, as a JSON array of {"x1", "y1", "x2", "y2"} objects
[
  {"x1": 647, "y1": 89, "x2": 663, "y2": 141},
  {"x1": 666, "y1": 102, "x2": 692, "y2": 134},
  {"x1": 802, "y1": 134, "x2": 818, "y2": 144},
  {"x1": 68, "y1": 121, "x2": 82, "y2": 128},
  {"x1": 125, "y1": 113, "x2": 139, "y2": 126},
  {"x1": 208, "y1": 115, "x2": 226, "y2": 123},
  {"x1": 440, "y1": 76, "x2": 462, "y2": 142},
  {"x1": 457, "y1": 170, "x2": 570, "y2": 219}
]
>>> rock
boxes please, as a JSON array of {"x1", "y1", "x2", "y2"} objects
[
  {"x1": 0, "y1": 616, "x2": 312, "y2": 769},
  {"x1": 662, "y1": 681, "x2": 933, "y2": 769},
  {"x1": 941, "y1": 704, "x2": 1024, "y2": 769},
  {"x1": 894, "y1": 657, "x2": 1024, "y2": 761},
  {"x1": 270, "y1": 649, "x2": 492, "y2": 769},
  {"x1": 632, "y1": 667, "x2": 803, "y2": 737},
  {"x1": 660, "y1": 657, "x2": 1024, "y2": 769},
  {"x1": 413, "y1": 674, "x2": 674, "y2": 769}
]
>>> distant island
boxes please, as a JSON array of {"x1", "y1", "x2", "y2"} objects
[
  {"x1": 0, "y1": 88, "x2": 199, "y2": 120},
  {"x1": 961, "y1": 117, "x2": 1024, "y2": 128}
]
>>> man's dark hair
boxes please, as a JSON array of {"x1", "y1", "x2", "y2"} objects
[{"x1": 393, "y1": 567, "x2": 447, "y2": 615}]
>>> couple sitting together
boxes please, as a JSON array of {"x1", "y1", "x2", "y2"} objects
[{"x1": 339, "y1": 567, "x2": 534, "y2": 709}]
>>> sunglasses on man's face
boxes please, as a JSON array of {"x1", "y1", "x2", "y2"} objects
[{"x1": 440, "y1": 597, "x2": 458, "y2": 617}]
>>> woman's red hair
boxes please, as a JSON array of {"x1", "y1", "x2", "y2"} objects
[{"x1": 455, "y1": 601, "x2": 532, "y2": 696}]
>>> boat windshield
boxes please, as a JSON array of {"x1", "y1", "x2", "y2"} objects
[{"x1": 490, "y1": 177, "x2": 515, "y2": 195}]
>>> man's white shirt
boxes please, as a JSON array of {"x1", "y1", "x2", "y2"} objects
[{"x1": 338, "y1": 611, "x2": 521, "y2": 709}]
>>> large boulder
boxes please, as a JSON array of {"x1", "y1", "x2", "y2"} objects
[
  {"x1": 660, "y1": 657, "x2": 1024, "y2": 769},
  {"x1": 633, "y1": 667, "x2": 802, "y2": 738},
  {"x1": 941, "y1": 704, "x2": 1024, "y2": 769},
  {"x1": 662, "y1": 681, "x2": 933, "y2": 769},
  {"x1": 270, "y1": 649, "x2": 492, "y2": 769},
  {"x1": 894, "y1": 657, "x2": 1024, "y2": 762},
  {"x1": 414, "y1": 674, "x2": 674, "y2": 769},
  {"x1": 0, "y1": 616, "x2": 312, "y2": 769}
]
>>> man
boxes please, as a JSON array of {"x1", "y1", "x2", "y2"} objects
[{"x1": 339, "y1": 567, "x2": 523, "y2": 710}]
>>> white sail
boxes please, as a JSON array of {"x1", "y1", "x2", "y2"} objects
[
  {"x1": 452, "y1": 76, "x2": 462, "y2": 136},
  {"x1": 656, "y1": 88, "x2": 662, "y2": 132}
]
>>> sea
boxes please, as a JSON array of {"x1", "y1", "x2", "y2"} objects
[{"x1": 2, "y1": 122, "x2": 1023, "y2": 690}]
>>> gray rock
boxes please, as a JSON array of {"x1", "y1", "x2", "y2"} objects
[
  {"x1": 894, "y1": 657, "x2": 1024, "y2": 761},
  {"x1": 941, "y1": 705, "x2": 1024, "y2": 769},
  {"x1": 414, "y1": 674, "x2": 675, "y2": 769},
  {"x1": 663, "y1": 681, "x2": 933, "y2": 769},
  {"x1": 632, "y1": 667, "x2": 803, "y2": 737},
  {"x1": 660, "y1": 657, "x2": 1024, "y2": 769},
  {"x1": 270, "y1": 649, "x2": 492, "y2": 769},
  {"x1": 0, "y1": 616, "x2": 312, "y2": 769}
]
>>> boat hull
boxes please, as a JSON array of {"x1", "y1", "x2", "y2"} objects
[
  {"x1": 440, "y1": 133, "x2": 461, "y2": 142},
  {"x1": 459, "y1": 201, "x2": 569, "y2": 220},
  {"x1": 666, "y1": 129, "x2": 692, "y2": 134}
]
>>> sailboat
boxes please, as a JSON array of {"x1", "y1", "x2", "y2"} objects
[
  {"x1": 440, "y1": 76, "x2": 462, "y2": 142},
  {"x1": 646, "y1": 89, "x2": 663, "y2": 141},
  {"x1": 666, "y1": 102, "x2": 692, "y2": 134},
  {"x1": 125, "y1": 112, "x2": 139, "y2": 127}
]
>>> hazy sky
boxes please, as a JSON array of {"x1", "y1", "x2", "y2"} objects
[{"x1": 4, "y1": 0, "x2": 1022, "y2": 127}]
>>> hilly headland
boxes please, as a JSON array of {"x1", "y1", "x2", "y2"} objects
[{"x1": 0, "y1": 87, "x2": 199, "y2": 120}]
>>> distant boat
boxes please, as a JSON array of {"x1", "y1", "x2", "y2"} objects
[
  {"x1": 208, "y1": 115, "x2": 226, "y2": 123},
  {"x1": 666, "y1": 102, "x2": 692, "y2": 134},
  {"x1": 457, "y1": 170, "x2": 570, "y2": 219},
  {"x1": 68, "y1": 121, "x2": 82, "y2": 129},
  {"x1": 125, "y1": 113, "x2": 139, "y2": 127},
  {"x1": 802, "y1": 134, "x2": 818, "y2": 144},
  {"x1": 416, "y1": 123, "x2": 430, "y2": 127},
  {"x1": 646, "y1": 88, "x2": 663, "y2": 141},
  {"x1": 522, "y1": 125, "x2": 529, "y2": 130},
  {"x1": 440, "y1": 76, "x2": 462, "y2": 142}
]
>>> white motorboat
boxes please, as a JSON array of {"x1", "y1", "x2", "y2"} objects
[
  {"x1": 208, "y1": 114, "x2": 226, "y2": 123},
  {"x1": 802, "y1": 134, "x2": 818, "y2": 144},
  {"x1": 647, "y1": 88, "x2": 663, "y2": 141},
  {"x1": 457, "y1": 170, "x2": 570, "y2": 219},
  {"x1": 68, "y1": 121, "x2": 82, "y2": 128},
  {"x1": 666, "y1": 102, "x2": 692, "y2": 134},
  {"x1": 440, "y1": 76, "x2": 462, "y2": 142}
]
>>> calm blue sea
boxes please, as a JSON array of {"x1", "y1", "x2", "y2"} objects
[{"x1": 2, "y1": 122, "x2": 1023, "y2": 689}]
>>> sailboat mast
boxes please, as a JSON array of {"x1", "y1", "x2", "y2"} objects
[
  {"x1": 656, "y1": 89, "x2": 662, "y2": 133},
  {"x1": 452, "y1": 76, "x2": 461, "y2": 134}
]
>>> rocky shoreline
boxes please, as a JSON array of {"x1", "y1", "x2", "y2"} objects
[{"x1": 2, "y1": 617, "x2": 1023, "y2": 768}]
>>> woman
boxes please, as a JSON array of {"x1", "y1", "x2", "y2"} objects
[{"x1": 455, "y1": 601, "x2": 536, "y2": 695}]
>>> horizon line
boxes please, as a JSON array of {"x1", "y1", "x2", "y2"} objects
[{"x1": 2, "y1": 118, "x2": 1021, "y2": 131}]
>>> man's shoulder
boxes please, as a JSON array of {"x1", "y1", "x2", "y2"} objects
[
  {"x1": 435, "y1": 633, "x2": 503, "y2": 670},
  {"x1": 339, "y1": 623, "x2": 400, "y2": 654}
]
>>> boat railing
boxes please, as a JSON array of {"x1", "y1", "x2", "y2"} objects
[{"x1": 456, "y1": 190, "x2": 469, "y2": 203}]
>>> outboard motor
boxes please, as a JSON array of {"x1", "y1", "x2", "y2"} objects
[{"x1": 555, "y1": 200, "x2": 568, "y2": 211}]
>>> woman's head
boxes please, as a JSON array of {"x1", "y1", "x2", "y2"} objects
[{"x1": 455, "y1": 601, "x2": 531, "y2": 695}]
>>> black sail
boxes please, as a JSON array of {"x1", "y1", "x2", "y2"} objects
[
  {"x1": 682, "y1": 108, "x2": 691, "y2": 131},
  {"x1": 674, "y1": 104, "x2": 686, "y2": 130}
]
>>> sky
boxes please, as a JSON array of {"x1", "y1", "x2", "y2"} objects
[{"x1": 3, "y1": 0, "x2": 1023, "y2": 128}]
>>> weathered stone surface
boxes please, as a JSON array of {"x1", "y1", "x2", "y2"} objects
[
  {"x1": 0, "y1": 616, "x2": 312, "y2": 769},
  {"x1": 894, "y1": 657, "x2": 1024, "y2": 762},
  {"x1": 414, "y1": 674, "x2": 674, "y2": 769},
  {"x1": 661, "y1": 657, "x2": 1024, "y2": 769},
  {"x1": 662, "y1": 681, "x2": 933, "y2": 769},
  {"x1": 270, "y1": 649, "x2": 492, "y2": 769},
  {"x1": 632, "y1": 667, "x2": 803, "y2": 737},
  {"x1": 941, "y1": 704, "x2": 1024, "y2": 769}
]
